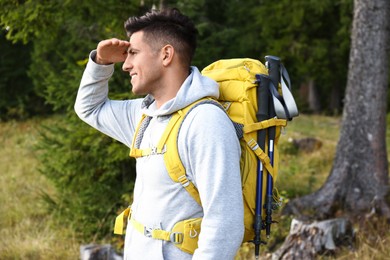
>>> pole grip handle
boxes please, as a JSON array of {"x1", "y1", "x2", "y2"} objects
[
  {"x1": 265, "y1": 55, "x2": 281, "y2": 89},
  {"x1": 256, "y1": 74, "x2": 270, "y2": 122}
]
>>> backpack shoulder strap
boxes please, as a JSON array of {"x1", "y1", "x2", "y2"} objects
[
  {"x1": 129, "y1": 97, "x2": 219, "y2": 206},
  {"x1": 164, "y1": 97, "x2": 220, "y2": 206},
  {"x1": 130, "y1": 114, "x2": 153, "y2": 158}
]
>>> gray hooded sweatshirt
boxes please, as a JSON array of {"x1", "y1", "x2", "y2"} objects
[{"x1": 75, "y1": 51, "x2": 244, "y2": 260}]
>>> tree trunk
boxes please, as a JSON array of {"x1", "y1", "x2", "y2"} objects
[
  {"x1": 307, "y1": 79, "x2": 321, "y2": 113},
  {"x1": 276, "y1": 1, "x2": 390, "y2": 257},
  {"x1": 328, "y1": 84, "x2": 342, "y2": 115},
  {"x1": 283, "y1": 0, "x2": 390, "y2": 226}
]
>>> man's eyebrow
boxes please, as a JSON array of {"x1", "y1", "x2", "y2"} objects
[{"x1": 127, "y1": 47, "x2": 139, "y2": 53}]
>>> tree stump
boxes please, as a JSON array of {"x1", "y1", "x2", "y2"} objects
[
  {"x1": 272, "y1": 218, "x2": 354, "y2": 260},
  {"x1": 80, "y1": 244, "x2": 123, "y2": 260}
]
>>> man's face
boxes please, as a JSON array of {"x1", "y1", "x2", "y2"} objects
[{"x1": 122, "y1": 31, "x2": 163, "y2": 96}]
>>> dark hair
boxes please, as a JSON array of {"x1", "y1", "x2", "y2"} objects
[{"x1": 124, "y1": 8, "x2": 198, "y2": 66}]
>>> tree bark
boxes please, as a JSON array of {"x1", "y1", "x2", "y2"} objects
[
  {"x1": 307, "y1": 79, "x2": 321, "y2": 113},
  {"x1": 284, "y1": 0, "x2": 390, "y2": 223}
]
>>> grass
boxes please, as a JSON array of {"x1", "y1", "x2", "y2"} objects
[
  {"x1": 1, "y1": 114, "x2": 389, "y2": 259},
  {"x1": 0, "y1": 118, "x2": 79, "y2": 260},
  {"x1": 235, "y1": 114, "x2": 390, "y2": 259},
  {"x1": 277, "y1": 114, "x2": 341, "y2": 198}
]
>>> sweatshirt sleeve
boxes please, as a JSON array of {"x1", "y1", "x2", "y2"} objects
[
  {"x1": 179, "y1": 104, "x2": 245, "y2": 259},
  {"x1": 74, "y1": 50, "x2": 143, "y2": 148}
]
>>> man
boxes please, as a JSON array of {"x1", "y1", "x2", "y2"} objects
[{"x1": 75, "y1": 8, "x2": 244, "y2": 259}]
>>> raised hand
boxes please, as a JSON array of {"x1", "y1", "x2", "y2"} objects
[{"x1": 95, "y1": 38, "x2": 130, "y2": 65}]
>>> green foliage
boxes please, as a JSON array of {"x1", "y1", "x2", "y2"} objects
[
  {"x1": 252, "y1": 0, "x2": 353, "y2": 113},
  {"x1": 179, "y1": 0, "x2": 266, "y2": 68},
  {"x1": 36, "y1": 115, "x2": 135, "y2": 239},
  {"x1": 180, "y1": 0, "x2": 353, "y2": 113},
  {"x1": 1, "y1": 0, "x2": 355, "y2": 115},
  {"x1": 0, "y1": 30, "x2": 48, "y2": 120},
  {"x1": 24, "y1": 0, "x2": 138, "y2": 112},
  {"x1": 0, "y1": 0, "x2": 140, "y2": 242}
]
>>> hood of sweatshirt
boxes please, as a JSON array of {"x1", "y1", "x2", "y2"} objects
[{"x1": 140, "y1": 66, "x2": 219, "y2": 117}]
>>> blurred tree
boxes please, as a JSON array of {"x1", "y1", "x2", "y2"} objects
[
  {"x1": 0, "y1": 0, "x2": 356, "y2": 117},
  {"x1": 181, "y1": 0, "x2": 354, "y2": 114},
  {"x1": 280, "y1": 0, "x2": 389, "y2": 257},
  {"x1": 252, "y1": 0, "x2": 353, "y2": 114},
  {"x1": 0, "y1": 0, "x2": 140, "y2": 241},
  {"x1": 0, "y1": 30, "x2": 48, "y2": 120},
  {"x1": 179, "y1": 0, "x2": 267, "y2": 68}
]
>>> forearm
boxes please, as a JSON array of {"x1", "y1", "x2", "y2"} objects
[
  {"x1": 74, "y1": 50, "x2": 140, "y2": 147},
  {"x1": 75, "y1": 50, "x2": 114, "y2": 123}
]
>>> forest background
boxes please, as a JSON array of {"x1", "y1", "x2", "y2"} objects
[{"x1": 1, "y1": 0, "x2": 389, "y2": 259}]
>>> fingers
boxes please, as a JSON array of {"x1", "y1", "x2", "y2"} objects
[
  {"x1": 95, "y1": 38, "x2": 130, "y2": 65},
  {"x1": 114, "y1": 40, "x2": 131, "y2": 54},
  {"x1": 98, "y1": 38, "x2": 130, "y2": 48},
  {"x1": 112, "y1": 39, "x2": 131, "y2": 48}
]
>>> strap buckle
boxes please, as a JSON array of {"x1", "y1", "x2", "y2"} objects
[
  {"x1": 150, "y1": 145, "x2": 167, "y2": 155},
  {"x1": 144, "y1": 226, "x2": 153, "y2": 237},
  {"x1": 170, "y1": 232, "x2": 184, "y2": 244},
  {"x1": 150, "y1": 147, "x2": 158, "y2": 155}
]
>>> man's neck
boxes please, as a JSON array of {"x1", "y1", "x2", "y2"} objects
[{"x1": 154, "y1": 67, "x2": 191, "y2": 108}]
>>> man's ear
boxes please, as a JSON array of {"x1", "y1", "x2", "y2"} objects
[{"x1": 161, "y1": 44, "x2": 174, "y2": 66}]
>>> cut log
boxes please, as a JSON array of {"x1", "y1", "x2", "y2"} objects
[
  {"x1": 272, "y1": 218, "x2": 354, "y2": 260},
  {"x1": 80, "y1": 244, "x2": 123, "y2": 260}
]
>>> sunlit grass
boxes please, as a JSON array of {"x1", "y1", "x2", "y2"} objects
[
  {"x1": 1, "y1": 114, "x2": 389, "y2": 259},
  {"x1": 0, "y1": 118, "x2": 79, "y2": 259},
  {"x1": 236, "y1": 113, "x2": 390, "y2": 259},
  {"x1": 277, "y1": 114, "x2": 341, "y2": 198}
]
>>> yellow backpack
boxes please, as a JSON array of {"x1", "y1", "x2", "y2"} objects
[{"x1": 114, "y1": 57, "x2": 298, "y2": 255}]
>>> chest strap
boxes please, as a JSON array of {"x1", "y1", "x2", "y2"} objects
[
  {"x1": 129, "y1": 110, "x2": 183, "y2": 158},
  {"x1": 129, "y1": 98, "x2": 216, "y2": 206}
]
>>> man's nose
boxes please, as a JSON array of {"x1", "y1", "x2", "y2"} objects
[{"x1": 122, "y1": 55, "x2": 132, "y2": 72}]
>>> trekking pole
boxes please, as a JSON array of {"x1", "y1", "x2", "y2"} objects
[
  {"x1": 265, "y1": 97, "x2": 276, "y2": 238},
  {"x1": 264, "y1": 56, "x2": 280, "y2": 238},
  {"x1": 253, "y1": 74, "x2": 271, "y2": 259}
]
